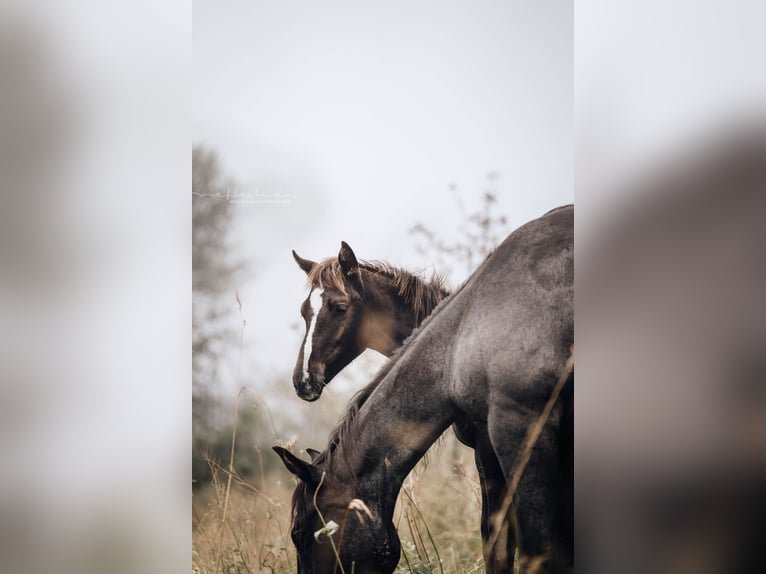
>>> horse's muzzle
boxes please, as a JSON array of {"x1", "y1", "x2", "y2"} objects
[{"x1": 295, "y1": 372, "x2": 325, "y2": 402}]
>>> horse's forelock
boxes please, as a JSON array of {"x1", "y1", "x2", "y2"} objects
[{"x1": 306, "y1": 258, "x2": 348, "y2": 295}]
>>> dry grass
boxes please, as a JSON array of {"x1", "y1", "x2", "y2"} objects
[{"x1": 192, "y1": 435, "x2": 485, "y2": 574}]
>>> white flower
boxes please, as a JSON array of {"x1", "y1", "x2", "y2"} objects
[{"x1": 313, "y1": 520, "x2": 339, "y2": 542}]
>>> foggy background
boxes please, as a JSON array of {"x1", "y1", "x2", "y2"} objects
[{"x1": 193, "y1": 0, "x2": 573, "y2": 396}]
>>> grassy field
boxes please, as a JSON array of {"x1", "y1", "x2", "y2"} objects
[{"x1": 192, "y1": 434, "x2": 486, "y2": 574}]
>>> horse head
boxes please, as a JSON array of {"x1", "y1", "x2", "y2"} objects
[
  {"x1": 291, "y1": 242, "x2": 366, "y2": 401},
  {"x1": 273, "y1": 446, "x2": 401, "y2": 574}
]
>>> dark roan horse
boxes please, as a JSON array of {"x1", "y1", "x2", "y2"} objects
[{"x1": 276, "y1": 205, "x2": 573, "y2": 573}]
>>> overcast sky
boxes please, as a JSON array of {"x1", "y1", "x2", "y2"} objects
[{"x1": 193, "y1": 1, "x2": 573, "y2": 394}]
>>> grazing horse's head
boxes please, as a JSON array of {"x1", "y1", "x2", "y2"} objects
[
  {"x1": 273, "y1": 446, "x2": 401, "y2": 574},
  {"x1": 291, "y1": 242, "x2": 366, "y2": 401}
]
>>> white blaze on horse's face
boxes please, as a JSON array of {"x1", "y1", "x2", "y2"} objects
[{"x1": 301, "y1": 288, "x2": 324, "y2": 384}]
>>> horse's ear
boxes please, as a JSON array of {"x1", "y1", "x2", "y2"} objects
[
  {"x1": 338, "y1": 241, "x2": 359, "y2": 277},
  {"x1": 305, "y1": 448, "x2": 321, "y2": 462},
  {"x1": 292, "y1": 250, "x2": 316, "y2": 275},
  {"x1": 273, "y1": 446, "x2": 321, "y2": 484}
]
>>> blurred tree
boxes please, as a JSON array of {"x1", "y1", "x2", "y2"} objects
[
  {"x1": 410, "y1": 172, "x2": 510, "y2": 281},
  {"x1": 193, "y1": 147, "x2": 241, "y2": 293},
  {"x1": 192, "y1": 146, "x2": 242, "y2": 484}
]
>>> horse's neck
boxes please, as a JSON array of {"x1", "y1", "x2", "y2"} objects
[
  {"x1": 359, "y1": 307, "x2": 412, "y2": 356},
  {"x1": 330, "y1": 337, "x2": 455, "y2": 519},
  {"x1": 360, "y1": 275, "x2": 421, "y2": 356}
]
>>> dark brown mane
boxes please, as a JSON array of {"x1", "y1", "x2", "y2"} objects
[{"x1": 306, "y1": 258, "x2": 450, "y2": 325}]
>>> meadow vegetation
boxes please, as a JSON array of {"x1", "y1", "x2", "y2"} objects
[{"x1": 192, "y1": 426, "x2": 485, "y2": 574}]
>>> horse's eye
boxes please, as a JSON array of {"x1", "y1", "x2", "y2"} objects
[{"x1": 335, "y1": 303, "x2": 348, "y2": 314}]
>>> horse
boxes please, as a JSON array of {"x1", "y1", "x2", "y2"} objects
[
  {"x1": 291, "y1": 242, "x2": 449, "y2": 402},
  {"x1": 276, "y1": 205, "x2": 574, "y2": 574},
  {"x1": 291, "y1": 243, "x2": 515, "y2": 571}
]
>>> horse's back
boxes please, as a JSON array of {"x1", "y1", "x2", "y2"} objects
[{"x1": 449, "y1": 205, "x2": 574, "y2": 414}]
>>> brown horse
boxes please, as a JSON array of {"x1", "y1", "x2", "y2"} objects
[{"x1": 291, "y1": 242, "x2": 448, "y2": 401}]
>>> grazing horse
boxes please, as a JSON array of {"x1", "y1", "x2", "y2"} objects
[
  {"x1": 276, "y1": 205, "x2": 574, "y2": 574},
  {"x1": 291, "y1": 242, "x2": 449, "y2": 401}
]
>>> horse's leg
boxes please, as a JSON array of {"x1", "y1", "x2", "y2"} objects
[
  {"x1": 556, "y1": 376, "x2": 574, "y2": 568},
  {"x1": 488, "y1": 408, "x2": 562, "y2": 574},
  {"x1": 454, "y1": 420, "x2": 515, "y2": 574},
  {"x1": 475, "y1": 434, "x2": 514, "y2": 574}
]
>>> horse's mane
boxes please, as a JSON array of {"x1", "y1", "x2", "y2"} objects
[
  {"x1": 288, "y1": 376, "x2": 384, "y2": 553},
  {"x1": 306, "y1": 258, "x2": 450, "y2": 325}
]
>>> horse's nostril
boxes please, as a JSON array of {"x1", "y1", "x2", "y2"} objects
[
  {"x1": 299, "y1": 385, "x2": 321, "y2": 402},
  {"x1": 293, "y1": 370, "x2": 325, "y2": 402}
]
